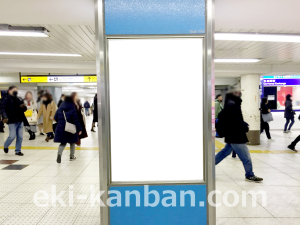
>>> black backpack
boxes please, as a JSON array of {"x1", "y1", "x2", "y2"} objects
[{"x1": 215, "y1": 109, "x2": 226, "y2": 138}]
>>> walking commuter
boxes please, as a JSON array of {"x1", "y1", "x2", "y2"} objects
[
  {"x1": 57, "y1": 94, "x2": 65, "y2": 108},
  {"x1": 37, "y1": 90, "x2": 45, "y2": 135},
  {"x1": 215, "y1": 94, "x2": 223, "y2": 138},
  {"x1": 71, "y1": 93, "x2": 88, "y2": 146},
  {"x1": 54, "y1": 96, "x2": 82, "y2": 163},
  {"x1": 284, "y1": 94, "x2": 295, "y2": 133},
  {"x1": 37, "y1": 93, "x2": 57, "y2": 142},
  {"x1": 260, "y1": 97, "x2": 273, "y2": 141},
  {"x1": 83, "y1": 101, "x2": 90, "y2": 116},
  {"x1": 91, "y1": 94, "x2": 98, "y2": 132},
  {"x1": 0, "y1": 99, "x2": 4, "y2": 133},
  {"x1": 24, "y1": 91, "x2": 38, "y2": 140},
  {"x1": 215, "y1": 89, "x2": 263, "y2": 182},
  {"x1": 1, "y1": 86, "x2": 28, "y2": 156}
]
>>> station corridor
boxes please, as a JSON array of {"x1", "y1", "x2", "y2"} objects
[{"x1": 0, "y1": 115, "x2": 300, "y2": 224}]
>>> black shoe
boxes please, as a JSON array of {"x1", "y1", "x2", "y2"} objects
[
  {"x1": 57, "y1": 154, "x2": 61, "y2": 163},
  {"x1": 0, "y1": 130, "x2": 4, "y2": 133},
  {"x1": 4, "y1": 148, "x2": 8, "y2": 153},
  {"x1": 29, "y1": 133, "x2": 35, "y2": 140},
  {"x1": 70, "y1": 156, "x2": 76, "y2": 161},
  {"x1": 288, "y1": 145, "x2": 298, "y2": 152},
  {"x1": 40, "y1": 133, "x2": 45, "y2": 136},
  {"x1": 246, "y1": 176, "x2": 263, "y2": 182},
  {"x1": 15, "y1": 152, "x2": 24, "y2": 156}
]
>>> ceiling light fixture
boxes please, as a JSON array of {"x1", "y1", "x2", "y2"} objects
[
  {"x1": 0, "y1": 52, "x2": 82, "y2": 57},
  {"x1": 215, "y1": 59, "x2": 260, "y2": 63},
  {"x1": 0, "y1": 24, "x2": 49, "y2": 37},
  {"x1": 215, "y1": 33, "x2": 300, "y2": 43}
]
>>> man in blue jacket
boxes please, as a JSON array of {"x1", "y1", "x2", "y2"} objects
[
  {"x1": 83, "y1": 101, "x2": 90, "y2": 116},
  {"x1": 215, "y1": 88, "x2": 263, "y2": 182}
]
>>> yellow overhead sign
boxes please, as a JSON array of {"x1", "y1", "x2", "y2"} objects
[
  {"x1": 84, "y1": 76, "x2": 97, "y2": 82},
  {"x1": 21, "y1": 76, "x2": 48, "y2": 83},
  {"x1": 20, "y1": 75, "x2": 97, "y2": 83}
]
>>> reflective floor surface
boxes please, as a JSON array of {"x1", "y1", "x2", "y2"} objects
[{"x1": 216, "y1": 130, "x2": 300, "y2": 224}]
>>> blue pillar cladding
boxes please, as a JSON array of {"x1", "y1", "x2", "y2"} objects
[
  {"x1": 105, "y1": 0, "x2": 205, "y2": 35},
  {"x1": 109, "y1": 185, "x2": 207, "y2": 225}
]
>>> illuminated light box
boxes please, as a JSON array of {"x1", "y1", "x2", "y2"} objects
[{"x1": 108, "y1": 38, "x2": 204, "y2": 182}]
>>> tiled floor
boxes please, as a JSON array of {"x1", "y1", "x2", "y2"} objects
[
  {"x1": 216, "y1": 130, "x2": 300, "y2": 224},
  {"x1": 1, "y1": 116, "x2": 300, "y2": 224},
  {"x1": 0, "y1": 116, "x2": 100, "y2": 225}
]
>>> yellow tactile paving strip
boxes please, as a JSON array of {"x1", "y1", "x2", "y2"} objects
[
  {"x1": 215, "y1": 140, "x2": 296, "y2": 154},
  {"x1": 0, "y1": 146, "x2": 99, "y2": 150},
  {"x1": 1, "y1": 140, "x2": 296, "y2": 153}
]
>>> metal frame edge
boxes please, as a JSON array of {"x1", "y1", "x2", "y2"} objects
[
  {"x1": 205, "y1": 0, "x2": 216, "y2": 224},
  {"x1": 95, "y1": 0, "x2": 110, "y2": 224}
]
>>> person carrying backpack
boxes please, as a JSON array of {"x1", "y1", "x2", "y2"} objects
[{"x1": 215, "y1": 88, "x2": 263, "y2": 182}]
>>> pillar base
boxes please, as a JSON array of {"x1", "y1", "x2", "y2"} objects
[{"x1": 246, "y1": 130, "x2": 260, "y2": 145}]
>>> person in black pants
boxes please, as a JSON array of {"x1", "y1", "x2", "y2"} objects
[
  {"x1": 284, "y1": 94, "x2": 295, "y2": 133},
  {"x1": 260, "y1": 97, "x2": 272, "y2": 141},
  {"x1": 288, "y1": 115, "x2": 300, "y2": 152}
]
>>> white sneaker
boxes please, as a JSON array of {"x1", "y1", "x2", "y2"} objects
[
  {"x1": 288, "y1": 130, "x2": 292, "y2": 133},
  {"x1": 268, "y1": 139, "x2": 275, "y2": 142},
  {"x1": 283, "y1": 131, "x2": 288, "y2": 133}
]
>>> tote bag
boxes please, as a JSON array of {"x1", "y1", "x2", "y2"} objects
[
  {"x1": 63, "y1": 111, "x2": 76, "y2": 134},
  {"x1": 262, "y1": 112, "x2": 274, "y2": 122}
]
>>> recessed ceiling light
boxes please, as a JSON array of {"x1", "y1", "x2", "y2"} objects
[
  {"x1": 215, "y1": 33, "x2": 300, "y2": 43},
  {"x1": 0, "y1": 52, "x2": 82, "y2": 57},
  {"x1": 214, "y1": 59, "x2": 260, "y2": 63},
  {"x1": 0, "y1": 24, "x2": 49, "y2": 37}
]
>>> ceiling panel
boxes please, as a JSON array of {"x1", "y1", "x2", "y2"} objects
[
  {"x1": 215, "y1": 30, "x2": 300, "y2": 65},
  {"x1": 0, "y1": 24, "x2": 96, "y2": 61}
]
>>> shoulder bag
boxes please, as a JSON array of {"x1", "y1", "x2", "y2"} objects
[
  {"x1": 63, "y1": 111, "x2": 77, "y2": 134},
  {"x1": 262, "y1": 112, "x2": 274, "y2": 122}
]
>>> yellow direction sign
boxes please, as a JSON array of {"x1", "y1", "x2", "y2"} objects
[
  {"x1": 20, "y1": 75, "x2": 97, "y2": 83},
  {"x1": 21, "y1": 76, "x2": 48, "y2": 83},
  {"x1": 84, "y1": 76, "x2": 97, "y2": 82}
]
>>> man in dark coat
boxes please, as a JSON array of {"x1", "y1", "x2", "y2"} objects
[
  {"x1": 215, "y1": 88, "x2": 263, "y2": 182},
  {"x1": 1, "y1": 86, "x2": 28, "y2": 156}
]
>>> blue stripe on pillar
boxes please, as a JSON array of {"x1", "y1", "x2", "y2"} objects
[
  {"x1": 105, "y1": 0, "x2": 205, "y2": 35},
  {"x1": 109, "y1": 185, "x2": 207, "y2": 225}
]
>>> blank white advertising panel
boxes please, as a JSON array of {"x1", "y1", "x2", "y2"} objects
[{"x1": 108, "y1": 38, "x2": 204, "y2": 182}]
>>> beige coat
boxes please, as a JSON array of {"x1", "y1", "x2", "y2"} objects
[{"x1": 37, "y1": 101, "x2": 57, "y2": 133}]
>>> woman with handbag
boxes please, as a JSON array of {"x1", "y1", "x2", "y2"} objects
[
  {"x1": 54, "y1": 96, "x2": 82, "y2": 163},
  {"x1": 70, "y1": 92, "x2": 88, "y2": 146},
  {"x1": 260, "y1": 97, "x2": 273, "y2": 141},
  {"x1": 24, "y1": 91, "x2": 38, "y2": 140},
  {"x1": 284, "y1": 94, "x2": 295, "y2": 133},
  {"x1": 37, "y1": 93, "x2": 57, "y2": 142}
]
